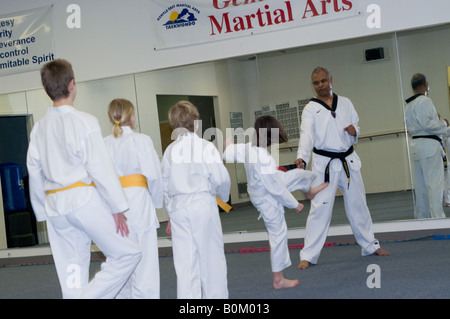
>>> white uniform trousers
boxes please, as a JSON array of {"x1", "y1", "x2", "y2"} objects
[
  {"x1": 413, "y1": 154, "x2": 446, "y2": 219},
  {"x1": 46, "y1": 191, "x2": 142, "y2": 299},
  {"x1": 251, "y1": 169, "x2": 317, "y2": 273},
  {"x1": 170, "y1": 193, "x2": 228, "y2": 299},
  {"x1": 444, "y1": 167, "x2": 450, "y2": 205},
  {"x1": 300, "y1": 168, "x2": 380, "y2": 264},
  {"x1": 253, "y1": 198, "x2": 291, "y2": 273},
  {"x1": 116, "y1": 227, "x2": 160, "y2": 299}
]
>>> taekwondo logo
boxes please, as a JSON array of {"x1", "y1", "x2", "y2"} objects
[{"x1": 157, "y1": 4, "x2": 200, "y2": 30}]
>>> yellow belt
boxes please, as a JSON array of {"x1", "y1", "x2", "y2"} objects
[
  {"x1": 120, "y1": 175, "x2": 231, "y2": 212},
  {"x1": 46, "y1": 175, "x2": 231, "y2": 213},
  {"x1": 216, "y1": 196, "x2": 232, "y2": 213},
  {"x1": 46, "y1": 181, "x2": 95, "y2": 194},
  {"x1": 119, "y1": 174, "x2": 148, "y2": 188},
  {"x1": 46, "y1": 174, "x2": 148, "y2": 195}
]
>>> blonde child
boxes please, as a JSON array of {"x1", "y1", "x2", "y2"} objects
[
  {"x1": 104, "y1": 98, "x2": 163, "y2": 298},
  {"x1": 223, "y1": 115, "x2": 327, "y2": 289},
  {"x1": 162, "y1": 101, "x2": 230, "y2": 299}
]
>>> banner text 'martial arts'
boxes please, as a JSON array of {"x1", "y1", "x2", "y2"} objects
[{"x1": 208, "y1": 0, "x2": 353, "y2": 35}]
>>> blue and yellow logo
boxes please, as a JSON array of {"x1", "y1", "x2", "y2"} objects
[{"x1": 158, "y1": 4, "x2": 199, "y2": 30}]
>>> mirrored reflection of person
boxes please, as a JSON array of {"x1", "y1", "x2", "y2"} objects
[
  {"x1": 442, "y1": 136, "x2": 450, "y2": 206},
  {"x1": 405, "y1": 73, "x2": 449, "y2": 219},
  {"x1": 295, "y1": 67, "x2": 390, "y2": 269}
]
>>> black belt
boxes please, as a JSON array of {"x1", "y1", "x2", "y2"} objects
[
  {"x1": 412, "y1": 135, "x2": 447, "y2": 169},
  {"x1": 412, "y1": 135, "x2": 442, "y2": 144},
  {"x1": 313, "y1": 146, "x2": 354, "y2": 188}
]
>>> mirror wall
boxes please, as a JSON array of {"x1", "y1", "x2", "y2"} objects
[
  {"x1": 219, "y1": 23, "x2": 450, "y2": 234},
  {"x1": 0, "y1": 24, "x2": 449, "y2": 247}
]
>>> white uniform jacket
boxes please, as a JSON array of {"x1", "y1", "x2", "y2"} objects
[
  {"x1": 405, "y1": 94, "x2": 450, "y2": 161},
  {"x1": 223, "y1": 143, "x2": 300, "y2": 210},
  {"x1": 27, "y1": 105, "x2": 128, "y2": 222},
  {"x1": 104, "y1": 126, "x2": 163, "y2": 233},
  {"x1": 297, "y1": 94, "x2": 362, "y2": 176},
  {"x1": 162, "y1": 132, "x2": 230, "y2": 214}
]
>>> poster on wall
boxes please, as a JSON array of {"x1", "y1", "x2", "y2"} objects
[
  {"x1": 275, "y1": 101, "x2": 300, "y2": 140},
  {"x1": 151, "y1": 0, "x2": 361, "y2": 50},
  {"x1": 0, "y1": 5, "x2": 55, "y2": 77}
]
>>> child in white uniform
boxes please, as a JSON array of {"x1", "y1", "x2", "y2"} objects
[
  {"x1": 27, "y1": 59, "x2": 141, "y2": 299},
  {"x1": 223, "y1": 115, "x2": 327, "y2": 289},
  {"x1": 104, "y1": 99, "x2": 163, "y2": 298},
  {"x1": 162, "y1": 101, "x2": 230, "y2": 299}
]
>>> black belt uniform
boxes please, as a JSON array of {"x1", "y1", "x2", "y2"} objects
[
  {"x1": 412, "y1": 135, "x2": 447, "y2": 169},
  {"x1": 313, "y1": 146, "x2": 354, "y2": 188}
]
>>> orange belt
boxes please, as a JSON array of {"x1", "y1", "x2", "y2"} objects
[{"x1": 46, "y1": 181, "x2": 95, "y2": 194}]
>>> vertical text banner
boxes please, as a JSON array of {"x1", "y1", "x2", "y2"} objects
[
  {"x1": 151, "y1": 0, "x2": 361, "y2": 50},
  {"x1": 0, "y1": 6, "x2": 55, "y2": 76}
]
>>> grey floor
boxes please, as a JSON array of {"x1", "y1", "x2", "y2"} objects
[
  {"x1": 216, "y1": 190, "x2": 419, "y2": 235},
  {"x1": 1, "y1": 231, "x2": 450, "y2": 300},
  {"x1": 2, "y1": 190, "x2": 450, "y2": 301}
]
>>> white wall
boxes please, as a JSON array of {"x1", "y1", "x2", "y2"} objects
[
  {"x1": 1, "y1": 0, "x2": 449, "y2": 95},
  {"x1": 253, "y1": 33, "x2": 410, "y2": 194},
  {"x1": 0, "y1": 1, "x2": 449, "y2": 248},
  {"x1": 0, "y1": 25, "x2": 448, "y2": 203}
]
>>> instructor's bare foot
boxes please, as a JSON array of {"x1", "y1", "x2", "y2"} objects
[
  {"x1": 372, "y1": 248, "x2": 390, "y2": 256},
  {"x1": 273, "y1": 272, "x2": 299, "y2": 290},
  {"x1": 296, "y1": 260, "x2": 311, "y2": 269},
  {"x1": 306, "y1": 182, "x2": 329, "y2": 200}
]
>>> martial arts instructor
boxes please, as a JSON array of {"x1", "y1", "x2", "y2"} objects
[{"x1": 295, "y1": 67, "x2": 390, "y2": 269}]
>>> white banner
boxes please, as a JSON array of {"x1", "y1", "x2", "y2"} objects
[
  {"x1": 0, "y1": 6, "x2": 55, "y2": 76},
  {"x1": 152, "y1": 0, "x2": 361, "y2": 50}
]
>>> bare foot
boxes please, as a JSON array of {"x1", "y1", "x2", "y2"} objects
[
  {"x1": 306, "y1": 182, "x2": 329, "y2": 200},
  {"x1": 296, "y1": 260, "x2": 311, "y2": 269},
  {"x1": 273, "y1": 272, "x2": 299, "y2": 290},
  {"x1": 372, "y1": 248, "x2": 390, "y2": 256}
]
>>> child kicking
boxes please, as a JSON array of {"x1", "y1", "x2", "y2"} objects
[{"x1": 223, "y1": 115, "x2": 327, "y2": 289}]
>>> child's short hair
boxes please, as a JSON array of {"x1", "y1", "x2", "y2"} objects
[
  {"x1": 168, "y1": 100, "x2": 199, "y2": 133},
  {"x1": 254, "y1": 115, "x2": 288, "y2": 147},
  {"x1": 108, "y1": 98, "x2": 136, "y2": 138},
  {"x1": 40, "y1": 59, "x2": 75, "y2": 101}
]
